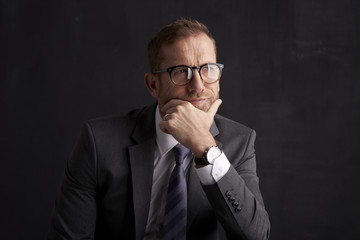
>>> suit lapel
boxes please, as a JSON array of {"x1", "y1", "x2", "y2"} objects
[
  {"x1": 128, "y1": 107, "x2": 223, "y2": 238},
  {"x1": 128, "y1": 103, "x2": 157, "y2": 240}
]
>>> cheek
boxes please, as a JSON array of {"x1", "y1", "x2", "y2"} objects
[
  {"x1": 208, "y1": 83, "x2": 220, "y2": 94},
  {"x1": 158, "y1": 81, "x2": 181, "y2": 101}
]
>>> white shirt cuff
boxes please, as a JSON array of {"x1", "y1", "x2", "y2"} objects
[{"x1": 194, "y1": 152, "x2": 230, "y2": 185}]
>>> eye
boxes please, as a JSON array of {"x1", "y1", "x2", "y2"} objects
[
  {"x1": 201, "y1": 64, "x2": 221, "y2": 80},
  {"x1": 205, "y1": 65, "x2": 216, "y2": 72},
  {"x1": 202, "y1": 65, "x2": 216, "y2": 74},
  {"x1": 173, "y1": 67, "x2": 188, "y2": 76}
]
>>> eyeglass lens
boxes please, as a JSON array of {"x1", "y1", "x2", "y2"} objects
[{"x1": 171, "y1": 64, "x2": 221, "y2": 85}]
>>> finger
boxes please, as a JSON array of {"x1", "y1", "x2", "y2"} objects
[
  {"x1": 161, "y1": 99, "x2": 187, "y2": 114},
  {"x1": 158, "y1": 121, "x2": 170, "y2": 134},
  {"x1": 207, "y1": 99, "x2": 222, "y2": 117},
  {"x1": 163, "y1": 113, "x2": 169, "y2": 121},
  {"x1": 163, "y1": 113, "x2": 173, "y2": 121}
]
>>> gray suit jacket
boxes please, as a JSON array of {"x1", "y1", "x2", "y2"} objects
[{"x1": 49, "y1": 103, "x2": 270, "y2": 240}]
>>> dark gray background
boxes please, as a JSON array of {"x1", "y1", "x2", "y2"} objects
[{"x1": 1, "y1": 0, "x2": 359, "y2": 239}]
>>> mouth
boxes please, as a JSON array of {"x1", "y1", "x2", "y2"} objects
[{"x1": 188, "y1": 98, "x2": 207, "y2": 106}]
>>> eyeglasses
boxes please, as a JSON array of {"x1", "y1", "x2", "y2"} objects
[{"x1": 153, "y1": 63, "x2": 224, "y2": 86}]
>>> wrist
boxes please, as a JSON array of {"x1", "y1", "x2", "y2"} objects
[
  {"x1": 194, "y1": 146, "x2": 222, "y2": 166},
  {"x1": 193, "y1": 142, "x2": 217, "y2": 158},
  {"x1": 191, "y1": 134, "x2": 217, "y2": 158}
]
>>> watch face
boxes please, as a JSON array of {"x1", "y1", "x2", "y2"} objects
[{"x1": 206, "y1": 147, "x2": 221, "y2": 164}]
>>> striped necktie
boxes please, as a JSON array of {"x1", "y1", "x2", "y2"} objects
[{"x1": 162, "y1": 144, "x2": 190, "y2": 240}]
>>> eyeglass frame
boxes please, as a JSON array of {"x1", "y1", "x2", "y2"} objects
[{"x1": 153, "y1": 63, "x2": 224, "y2": 86}]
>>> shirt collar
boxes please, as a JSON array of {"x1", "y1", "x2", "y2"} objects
[{"x1": 155, "y1": 105, "x2": 179, "y2": 156}]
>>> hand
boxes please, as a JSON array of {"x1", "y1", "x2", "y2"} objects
[{"x1": 159, "y1": 99, "x2": 222, "y2": 157}]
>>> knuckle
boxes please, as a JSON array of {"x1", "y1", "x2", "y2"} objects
[
  {"x1": 184, "y1": 101, "x2": 192, "y2": 108},
  {"x1": 167, "y1": 121, "x2": 175, "y2": 129}
]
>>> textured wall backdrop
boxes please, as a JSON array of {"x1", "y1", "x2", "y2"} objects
[{"x1": 1, "y1": 0, "x2": 359, "y2": 239}]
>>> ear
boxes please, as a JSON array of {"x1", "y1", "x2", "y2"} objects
[{"x1": 144, "y1": 73, "x2": 159, "y2": 99}]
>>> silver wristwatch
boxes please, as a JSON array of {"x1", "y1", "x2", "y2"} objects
[{"x1": 194, "y1": 146, "x2": 222, "y2": 166}]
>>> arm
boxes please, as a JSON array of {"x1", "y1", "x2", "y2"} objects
[
  {"x1": 48, "y1": 123, "x2": 97, "y2": 239},
  {"x1": 202, "y1": 130, "x2": 270, "y2": 240},
  {"x1": 159, "y1": 99, "x2": 270, "y2": 240}
]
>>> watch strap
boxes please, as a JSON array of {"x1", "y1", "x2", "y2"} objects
[
  {"x1": 194, "y1": 156, "x2": 209, "y2": 166},
  {"x1": 194, "y1": 146, "x2": 218, "y2": 166}
]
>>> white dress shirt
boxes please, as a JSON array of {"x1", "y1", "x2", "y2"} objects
[{"x1": 144, "y1": 106, "x2": 230, "y2": 239}]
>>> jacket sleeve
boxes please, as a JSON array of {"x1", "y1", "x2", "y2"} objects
[
  {"x1": 48, "y1": 122, "x2": 97, "y2": 239},
  {"x1": 202, "y1": 130, "x2": 270, "y2": 240}
]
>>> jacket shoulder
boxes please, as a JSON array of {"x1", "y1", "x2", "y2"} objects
[
  {"x1": 85, "y1": 107, "x2": 143, "y2": 130},
  {"x1": 80, "y1": 103, "x2": 156, "y2": 144},
  {"x1": 214, "y1": 114, "x2": 254, "y2": 136}
]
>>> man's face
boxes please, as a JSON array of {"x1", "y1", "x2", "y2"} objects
[{"x1": 154, "y1": 33, "x2": 220, "y2": 117}]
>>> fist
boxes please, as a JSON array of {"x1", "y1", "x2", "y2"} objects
[{"x1": 159, "y1": 99, "x2": 222, "y2": 157}]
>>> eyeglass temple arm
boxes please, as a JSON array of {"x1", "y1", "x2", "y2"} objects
[{"x1": 153, "y1": 69, "x2": 169, "y2": 74}]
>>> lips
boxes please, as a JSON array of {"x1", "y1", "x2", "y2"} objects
[{"x1": 188, "y1": 98, "x2": 206, "y2": 105}]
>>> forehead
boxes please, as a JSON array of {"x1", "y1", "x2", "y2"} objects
[{"x1": 159, "y1": 33, "x2": 216, "y2": 67}]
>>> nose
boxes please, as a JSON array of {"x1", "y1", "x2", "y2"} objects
[{"x1": 187, "y1": 69, "x2": 204, "y2": 92}]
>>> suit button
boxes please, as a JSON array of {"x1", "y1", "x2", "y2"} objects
[
  {"x1": 229, "y1": 196, "x2": 235, "y2": 202},
  {"x1": 232, "y1": 202, "x2": 239, "y2": 207},
  {"x1": 225, "y1": 191, "x2": 233, "y2": 197},
  {"x1": 235, "y1": 206, "x2": 242, "y2": 212}
]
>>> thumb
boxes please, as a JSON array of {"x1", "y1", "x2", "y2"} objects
[{"x1": 207, "y1": 99, "x2": 222, "y2": 117}]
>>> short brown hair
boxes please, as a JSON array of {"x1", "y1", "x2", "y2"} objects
[{"x1": 147, "y1": 18, "x2": 216, "y2": 72}]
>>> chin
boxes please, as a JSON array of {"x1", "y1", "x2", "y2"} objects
[{"x1": 193, "y1": 103, "x2": 211, "y2": 112}]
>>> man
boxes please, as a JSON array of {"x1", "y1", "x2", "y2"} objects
[{"x1": 49, "y1": 18, "x2": 270, "y2": 240}]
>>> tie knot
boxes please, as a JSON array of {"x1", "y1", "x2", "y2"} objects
[{"x1": 173, "y1": 144, "x2": 190, "y2": 165}]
